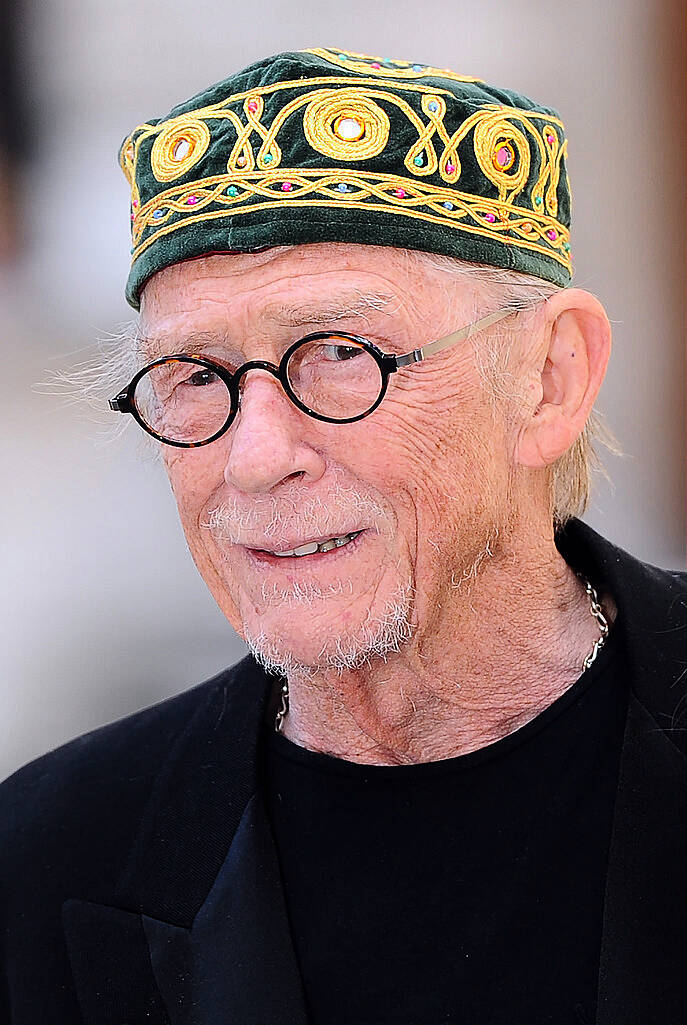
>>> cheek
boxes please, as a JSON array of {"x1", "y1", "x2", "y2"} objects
[
  {"x1": 376, "y1": 369, "x2": 497, "y2": 477},
  {"x1": 164, "y1": 449, "x2": 225, "y2": 532}
]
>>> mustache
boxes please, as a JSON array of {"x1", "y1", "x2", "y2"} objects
[{"x1": 201, "y1": 483, "x2": 388, "y2": 548}]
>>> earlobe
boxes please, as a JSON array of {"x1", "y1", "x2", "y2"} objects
[{"x1": 515, "y1": 290, "x2": 611, "y2": 469}]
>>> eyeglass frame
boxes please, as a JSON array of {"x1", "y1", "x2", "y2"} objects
[{"x1": 108, "y1": 304, "x2": 518, "y2": 448}]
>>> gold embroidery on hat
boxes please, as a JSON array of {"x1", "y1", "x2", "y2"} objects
[
  {"x1": 130, "y1": 167, "x2": 571, "y2": 273},
  {"x1": 541, "y1": 124, "x2": 562, "y2": 217},
  {"x1": 303, "y1": 90, "x2": 390, "y2": 161},
  {"x1": 120, "y1": 140, "x2": 136, "y2": 185},
  {"x1": 150, "y1": 119, "x2": 211, "y2": 182},
  {"x1": 125, "y1": 79, "x2": 571, "y2": 275},
  {"x1": 304, "y1": 48, "x2": 482, "y2": 84},
  {"x1": 473, "y1": 113, "x2": 530, "y2": 199},
  {"x1": 404, "y1": 95, "x2": 455, "y2": 178},
  {"x1": 242, "y1": 95, "x2": 282, "y2": 170}
]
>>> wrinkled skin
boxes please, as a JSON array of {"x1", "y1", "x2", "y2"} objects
[{"x1": 140, "y1": 243, "x2": 613, "y2": 764}]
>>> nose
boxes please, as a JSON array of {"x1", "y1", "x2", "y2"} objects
[{"x1": 223, "y1": 369, "x2": 326, "y2": 493}]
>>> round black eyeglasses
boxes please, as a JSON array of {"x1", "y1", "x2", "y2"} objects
[{"x1": 109, "y1": 306, "x2": 515, "y2": 448}]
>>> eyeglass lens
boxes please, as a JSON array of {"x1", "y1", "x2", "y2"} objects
[{"x1": 132, "y1": 336, "x2": 384, "y2": 444}]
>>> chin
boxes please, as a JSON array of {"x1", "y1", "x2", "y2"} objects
[{"x1": 241, "y1": 582, "x2": 415, "y2": 679}]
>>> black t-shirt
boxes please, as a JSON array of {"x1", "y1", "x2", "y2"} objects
[{"x1": 264, "y1": 623, "x2": 629, "y2": 1025}]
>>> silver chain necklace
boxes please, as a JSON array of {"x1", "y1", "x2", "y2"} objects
[{"x1": 274, "y1": 574, "x2": 609, "y2": 733}]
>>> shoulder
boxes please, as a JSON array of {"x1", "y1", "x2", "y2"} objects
[
  {"x1": 0, "y1": 656, "x2": 256, "y2": 899},
  {"x1": 557, "y1": 518, "x2": 687, "y2": 750}
]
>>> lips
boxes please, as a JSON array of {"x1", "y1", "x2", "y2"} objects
[
  {"x1": 246, "y1": 529, "x2": 364, "y2": 556},
  {"x1": 245, "y1": 529, "x2": 367, "y2": 566}
]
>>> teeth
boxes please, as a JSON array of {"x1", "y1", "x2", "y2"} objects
[
  {"x1": 271, "y1": 530, "x2": 361, "y2": 558},
  {"x1": 293, "y1": 541, "x2": 319, "y2": 557}
]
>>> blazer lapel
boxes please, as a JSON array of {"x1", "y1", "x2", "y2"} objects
[
  {"x1": 63, "y1": 657, "x2": 309, "y2": 1025},
  {"x1": 143, "y1": 792, "x2": 309, "y2": 1025},
  {"x1": 556, "y1": 519, "x2": 687, "y2": 1021}
]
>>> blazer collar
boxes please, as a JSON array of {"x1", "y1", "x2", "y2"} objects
[
  {"x1": 63, "y1": 517, "x2": 686, "y2": 1023},
  {"x1": 555, "y1": 517, "x2": 687, "y2": 746}
]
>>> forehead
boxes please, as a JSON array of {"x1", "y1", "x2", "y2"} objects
[{"x1": 139, "y1": 243, "x2": 450, "y2": 325}]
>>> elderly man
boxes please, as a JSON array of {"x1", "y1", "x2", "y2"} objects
[{"x1": 1, "y1": 48, "x2": 685, "y2": 1025}]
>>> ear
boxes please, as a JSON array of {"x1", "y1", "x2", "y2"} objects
[{"x1": 514, "y1": 288, "x2": 612, "y2": 468}]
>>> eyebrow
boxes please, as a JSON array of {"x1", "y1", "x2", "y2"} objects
[
  {"x1": 263, "y1": 289, "x2": 397, "y2": 327},
  {"x1": 138, "y1": 330, "x2": 235, "y2": 363},
  {"x1": 139, "y1": 290, "x2": 397, "y2": 361}
]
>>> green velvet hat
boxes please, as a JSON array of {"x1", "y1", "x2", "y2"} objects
[{"x1": 120, "y1": 47, "x2": 572, "y2": 309}]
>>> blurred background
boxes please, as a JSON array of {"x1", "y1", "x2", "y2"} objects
[{"x1": 1, "y1": 0, "x2": 685, "y2": 781}]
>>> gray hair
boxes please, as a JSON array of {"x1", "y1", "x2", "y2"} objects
[
  {"x1": 48, "y1": 248, "x2": 621, "y2": 524},
  {"x1": 405, "y1": 250, "x2": 622, "y2": 528}
]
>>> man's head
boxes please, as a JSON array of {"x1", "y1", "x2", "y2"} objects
[
  {"x1": 137, "y1": 242, "x2": 610, "y2": 679},
  {"x1": 116, "y1": 48, "x2": 612, "y2": 681}
]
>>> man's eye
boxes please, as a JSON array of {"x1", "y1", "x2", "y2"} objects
[
  {"x1": 322, "y1": 344, "x2": 364, "y2": 361},
  {"x1": 183, "y1": 368, "x2": 222, "y2": 387}
]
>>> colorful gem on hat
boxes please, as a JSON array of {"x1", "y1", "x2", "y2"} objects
[
  {"x1": 337, "y1": 183, "x2": 348, "y2": 192},
  {"x1": 281, "y1": 182, "x2": 293, "y2": 191},
  {"x1": 493, "y1": 142, "x2": 515, "y2": 171},
  {"x1": 263, "y1": 153, "x2": 273, "y2": 164},
  {"x1": 304, "y1": 93, "x2": 390, "y2": 160},
  {"x1": 484, "y1": 212, "x2": 496, "y2": 223},
  {"x1": 443, "y1": 201, "x2": 454, "y2": 210},
  {"x1": 413, "y1": 155, "x2": 424, "y2": 166},
  {"x1": 186, "y1": 195, "x2": 199, "y2": 205},
  {"x1": 334, "y1": 116, "x2": 365, "y2": 142},
  {"x1": 546, "y1": 228, "x2": 558, "y2": 240},
  {"x1": 152, "y1": 208, "x2": 165, "y2": 219},
  {"x1": 236, "y1": 155, "x2": 247, "y2": 168},
  {"x1": 172, "y1": 138, "x2": 191, "y2": 161},
  {"x1": 227, "y1": 186, "x2": 238, "y2": 197},
  {"x1": 394, "y1": 188, "x2": 406, "y2": 198}
]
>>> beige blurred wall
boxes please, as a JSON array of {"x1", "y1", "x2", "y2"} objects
[{"x1": 2, "y1": 0, "x2": 685, "y2": 780}]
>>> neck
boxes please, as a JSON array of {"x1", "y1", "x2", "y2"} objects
[{"x1": 276, "y1": 526, "x2": 615, "y2": 765}]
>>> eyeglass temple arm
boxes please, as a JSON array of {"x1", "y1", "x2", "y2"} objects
[{"x1": 393, "y1": 306, "x2": 517, "y2": 369}]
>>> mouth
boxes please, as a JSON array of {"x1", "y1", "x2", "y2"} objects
[{"x1": 245, "y1": 529, "x2": 366, "y2": 567}]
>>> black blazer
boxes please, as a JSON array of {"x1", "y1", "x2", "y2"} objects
[{"x1": 1, "y1": 518, "x2": 685, "y2": 1025}]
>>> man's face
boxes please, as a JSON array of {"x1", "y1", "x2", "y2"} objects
[{"x1": 139, "y1": 244, "x2": 522, "y2": 675}]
